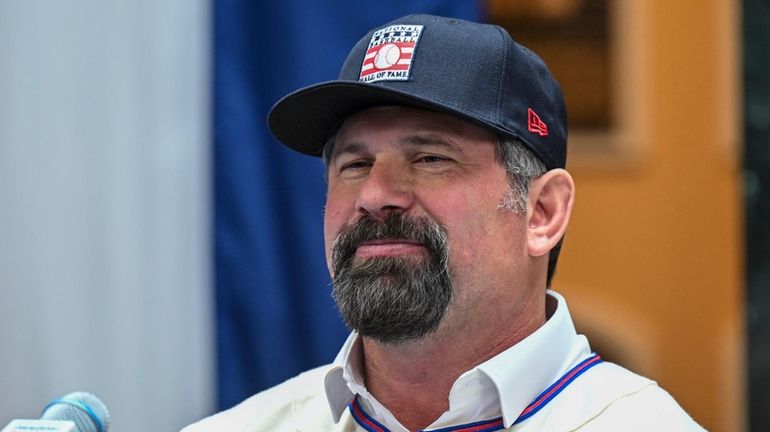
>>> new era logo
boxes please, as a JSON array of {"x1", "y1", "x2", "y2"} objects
[
  {"x1": 527, "y1": 108, "x2": 549, "y2": 137},
  {"x1": 360, "y1": 24, "x2": 424, "y2": 83}
]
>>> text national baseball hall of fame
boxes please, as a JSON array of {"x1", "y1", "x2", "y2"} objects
[{"x1": 359, "y1": 24, "x2": 424, "y2": 83}]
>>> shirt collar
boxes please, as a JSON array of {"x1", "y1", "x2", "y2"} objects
[
  {"x1": 477, "y1": 290, "x2": 591, "y2": 426},
  {"x1": 324, "y1": 332, "x2": 360, "y2": 423},
  {"x1": 323, "y1": 290, "x2": 591, "y2": 428}
]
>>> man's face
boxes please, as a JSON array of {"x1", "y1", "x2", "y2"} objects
[{"x1": 324, "y1": 106, "x2": 531, "y2": 343}]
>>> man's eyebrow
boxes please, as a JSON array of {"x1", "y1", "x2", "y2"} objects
[
  {"x1": 400, "y1": 134, "x2": 464, "y2": 153},
  {"x1": 331, "y1": 133, "x2": 465, "y2": 160},
  {"x1": 330, "y1": 142, "x2": 365, "y2": 159}
]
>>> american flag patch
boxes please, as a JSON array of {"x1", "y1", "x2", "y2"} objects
[{"x1": 359, "y1": 24, "x2": 424, "y2": 83}]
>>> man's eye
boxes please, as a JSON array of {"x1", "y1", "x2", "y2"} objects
[
  {"x1": 339, "y1": 160, "x2": 371, "y2": 171},
  {"x1": 416, "y1": 155, "x2": 449, "y2": 164}
]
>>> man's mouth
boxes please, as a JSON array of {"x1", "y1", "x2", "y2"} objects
[{"x1": 355, "y1": 239, "x2": 427, "y2": 259}]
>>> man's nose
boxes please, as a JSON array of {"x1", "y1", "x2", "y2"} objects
[{"x1": 354, "y1": 162, "x2": 414, "y2": 220}]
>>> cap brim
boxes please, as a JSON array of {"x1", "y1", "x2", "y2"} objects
[{"x1": 267, "y1": 81, "x2": 520, "y2": 157}]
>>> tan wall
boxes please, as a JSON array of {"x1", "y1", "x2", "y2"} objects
[{"x1": 552, "y1": 1, "x2": 744, "y2": 431}]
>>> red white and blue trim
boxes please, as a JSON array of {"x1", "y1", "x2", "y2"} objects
[
  {"x1": 512, "y1": 353, "x2": 603, "y2": 425},
  {"x1": 348, "y1": 353, "x2": 603, "y2": 432}
]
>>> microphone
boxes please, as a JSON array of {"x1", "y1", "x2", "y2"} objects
[{"x1": 2, "y1": 392, "x2": 110, "y2": 432}]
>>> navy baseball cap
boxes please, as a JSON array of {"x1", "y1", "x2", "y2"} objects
[{"x1": 268, "y1": 14, "x2": 567, "y2": 170}]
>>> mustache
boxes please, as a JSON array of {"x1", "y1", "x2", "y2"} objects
[{"x1": 331, "y1": 214, "x2": 448, "y2": 273}]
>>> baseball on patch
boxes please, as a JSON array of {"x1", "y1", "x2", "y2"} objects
[{"x1": 373, "y1": 43, "x2": 401, "y2": 69}]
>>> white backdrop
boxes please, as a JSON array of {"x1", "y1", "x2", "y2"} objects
[{"x1": 0, "y1": 1, "x2": 213, "y2": 430}]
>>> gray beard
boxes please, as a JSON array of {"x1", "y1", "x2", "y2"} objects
[{"x1": 331, "y1": 214, "x2": 452, "y2": 344}]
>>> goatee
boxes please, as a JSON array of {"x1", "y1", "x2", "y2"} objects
[{"x1": 331, "y1": 213, "x2": 452, "y2": 344}]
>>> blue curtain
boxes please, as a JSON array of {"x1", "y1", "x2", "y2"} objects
[{"x1": 214, "y1": 0, "x2": 481, "y2": 410}]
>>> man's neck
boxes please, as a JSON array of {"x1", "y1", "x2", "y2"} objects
[{"x1": 360, "y1": 293, "x2": 546, "y2": 431}]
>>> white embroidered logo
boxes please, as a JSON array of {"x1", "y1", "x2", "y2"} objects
[{"x1": 359, "y1": 24, "x2": 424, "y2": 83}]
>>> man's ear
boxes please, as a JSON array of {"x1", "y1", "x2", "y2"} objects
[{"x1": 527, "y1": 169, "x2": 575, "y2": 257}]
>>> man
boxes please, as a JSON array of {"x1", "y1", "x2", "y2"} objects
[{"x1": 185, "y1": 14, "x2": 704, "y2": 431}]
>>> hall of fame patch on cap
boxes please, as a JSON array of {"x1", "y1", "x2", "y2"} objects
[{"x1": 359, "y1": 24, "x2": 424, "y2": 83}]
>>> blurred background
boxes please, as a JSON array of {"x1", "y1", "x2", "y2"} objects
[{"x1": 0, "y1": 0, "x2": 763, "y2": 431}]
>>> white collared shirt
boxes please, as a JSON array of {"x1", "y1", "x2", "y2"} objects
[
  {"x1": 324, "y1": 290, "x2": 593, "y2": 431},
  {"x1": 181, "y1": 290, "x2": 705, "y2": 431}
]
